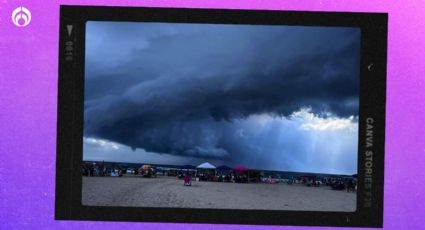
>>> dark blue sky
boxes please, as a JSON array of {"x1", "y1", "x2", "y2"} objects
[{"x1": 83, "y1": 21, "x2": 360, "y2": 174}]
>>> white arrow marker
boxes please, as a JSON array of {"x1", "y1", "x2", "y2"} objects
[{"x1": 67, "y1": 25, "x2": 73, "y2": 36}]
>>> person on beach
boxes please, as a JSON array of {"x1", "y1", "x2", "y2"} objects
[{"x1": 184, "y1": 174, "x2": 192, "y2": 186}]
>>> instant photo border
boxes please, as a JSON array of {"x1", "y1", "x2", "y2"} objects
[{"x1": 55, "y1": 5, "x2": 387, "y2": 227}]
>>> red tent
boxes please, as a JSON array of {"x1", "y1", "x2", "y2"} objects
[
  {"x1": 232, "y1": 165, "x2": 248, "y2": 171},
  {"x1": 232, "y1": 165, "x2": 251, "y2": 183}
]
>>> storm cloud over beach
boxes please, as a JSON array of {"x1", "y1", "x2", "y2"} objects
[{"x1": 83, "y1": 22, "x2": 360, "y2": 174}]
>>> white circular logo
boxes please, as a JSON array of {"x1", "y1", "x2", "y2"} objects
[{"x1": 12, "y1": 6, "x2": 31, "y2": 27}]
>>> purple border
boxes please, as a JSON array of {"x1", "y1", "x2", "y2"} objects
[{"x1": 1, "y1": 0, "x2": 424, "y2": 229}]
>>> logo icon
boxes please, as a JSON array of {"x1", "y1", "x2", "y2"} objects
[
  {"x1": 12, "y1": 6, "x2": 31, "y2": 27},
  {"x1": 67, "y1": 25, "x2": 73, "y2": 36}
]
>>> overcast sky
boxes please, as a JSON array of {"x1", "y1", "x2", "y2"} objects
[{"x1": 83, "y1": 21, "x2": 360, "y2": 175}]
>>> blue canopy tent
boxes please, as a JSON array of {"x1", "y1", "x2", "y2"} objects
[
  {"x1": 217, "y1": 165, "x2": 232, "y2": 175},
  {"x1": 217, "y1": 165, "x2": 232, "y2": 171}
]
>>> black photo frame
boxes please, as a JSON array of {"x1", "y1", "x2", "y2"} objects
[{"x1": 55, "y1": 5, "x2": 387, "y2": 227}]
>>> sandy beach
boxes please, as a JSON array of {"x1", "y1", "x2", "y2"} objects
[{"x1": 82, "y1": 176, "x2": 356, "y2": 211}]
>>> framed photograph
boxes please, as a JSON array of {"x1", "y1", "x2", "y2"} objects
[{"x1": 55, "y1": 5, "x2": 387, "y2": 227}]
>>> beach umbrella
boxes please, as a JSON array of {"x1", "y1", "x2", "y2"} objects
[{"x1": 196, "y1": 162, "x2": 216, "y2": 169}]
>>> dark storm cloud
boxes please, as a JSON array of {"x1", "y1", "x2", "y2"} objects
[{"x1": 84, "y1": 22, "x2": 360, "y2": 169}]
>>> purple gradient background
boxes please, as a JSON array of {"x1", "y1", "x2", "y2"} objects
[{"x1": 1, "y1": 0, "x2": 424, "y2": 229}]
